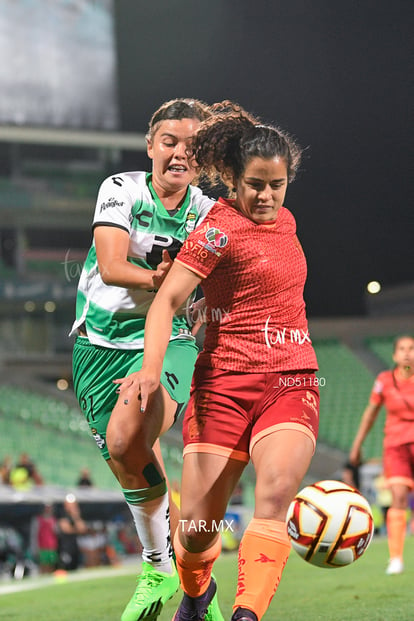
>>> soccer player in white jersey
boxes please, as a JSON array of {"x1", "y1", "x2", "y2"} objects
[{"x1": 70, "y1": 99, "x2": 223, "y2": 621}]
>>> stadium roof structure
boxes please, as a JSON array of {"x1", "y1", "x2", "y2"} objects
[{"x1": 0, "y1": 126, "x2": 147, "y2": 151}]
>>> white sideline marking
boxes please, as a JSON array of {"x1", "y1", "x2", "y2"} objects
[{"x1": 0, "y1": 563, "x2": 138, "y2": 595}]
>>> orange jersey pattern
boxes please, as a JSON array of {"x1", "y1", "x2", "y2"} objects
[
  {"x1": 176, "y1": 198, "x2": 318, "y2": 372},
  {"x1": 370, "y1": 369, "x2": 414, "y2": 448}
]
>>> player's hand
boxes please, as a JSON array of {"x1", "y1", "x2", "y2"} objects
[
  {"x1": 152, "y1": 250, "x2": 173, "y2": 290},
  {"x1": 348, "y1": 446, "x2": 361, "y2": 466},
  {"x1": 114, "y1": 369, "x2": 160, "y2": 413}
]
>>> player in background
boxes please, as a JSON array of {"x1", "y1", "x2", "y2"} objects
[
  {"x1": 116, "y1": 102, "x2": 319, "y2": 621},
  {"x1": 349, "y1": 335, "x2": 414, "y2": 575},
  {"x1": 70, "y1": 99, "x2": 224, "y2": 621}
]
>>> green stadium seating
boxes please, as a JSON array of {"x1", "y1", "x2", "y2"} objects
[
  {"x1": 0, "y1": 385, "x2": 117, "y2": 489},
  {"x1": 313, "y1": 340, "x2": 385, "y2": 459},
  {"x1": 365, "y1": 335, "x2": 398, "y2": 369}
]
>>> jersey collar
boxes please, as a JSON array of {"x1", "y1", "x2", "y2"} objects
[{"x1": 146, "y1": 173, "x2": 191, "y2": 216}]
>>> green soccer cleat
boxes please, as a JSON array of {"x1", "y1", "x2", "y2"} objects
[{"x1": 121, "y1": 561, "x2": 179, "y2": 621}]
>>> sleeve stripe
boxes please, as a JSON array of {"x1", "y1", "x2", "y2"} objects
[
  {"x1": 92, "y1": 222, "x2": 129, "y2": 234},
  {"x1": 175, "y1": 258, "x2": 208, "y2": 279}
]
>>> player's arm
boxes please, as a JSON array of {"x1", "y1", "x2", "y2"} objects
[
  {"x1": 94, "y1": 226, "x2": 172, "y2": 290},
  {"x1": 114, "y1": 261, "x2": 202, "y2": 410},
  {"x1": 349, "y1": 402, "x2": 381, "y2": 465}
]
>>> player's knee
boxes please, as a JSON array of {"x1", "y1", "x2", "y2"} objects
[
  {"x1": 106, "y1": 426, "x2": 146, "y2": 463},
  {"x1": 178, "y1": 524, "x2": 216, "y2": 553},
  {"x1": 255, "y1": 475, "x2": 298, "y2": 516}
]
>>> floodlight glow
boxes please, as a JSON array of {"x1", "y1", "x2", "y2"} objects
[
  {"x1": 57, "y1": 379, "x2": 69, "y2": 391},
  {"x1": 367, "y1": 281, "x2": 381, "y2": 294}
]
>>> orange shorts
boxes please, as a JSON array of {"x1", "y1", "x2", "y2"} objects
[
  {"x1": 383, "y1": 443, "x2": 414, "y2": 489},
  {"x1": 182, "y1": 366, "x2": 319, "y2": 462}
]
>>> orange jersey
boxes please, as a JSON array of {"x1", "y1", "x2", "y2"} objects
[
  {"x1": 176, "y1": 198, "x2": 318, "y2": 372},
  {"x1": 370, "y1": 369, "x2": 414, "y2": 448}
]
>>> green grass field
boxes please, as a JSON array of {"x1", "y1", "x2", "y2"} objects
[{"x1": 1, "y1": 536, "x2": 413, "y2": 621}]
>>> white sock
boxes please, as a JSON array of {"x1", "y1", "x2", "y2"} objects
[{"x1": 127, "y1": 492, "x2": 173, "y2": 574}]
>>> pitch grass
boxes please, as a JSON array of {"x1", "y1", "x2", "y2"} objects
[{"x1": 1, "y1": 536, "x2": 413, "y2": 621}]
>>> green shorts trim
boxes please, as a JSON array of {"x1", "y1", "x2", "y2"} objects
[{"x1": 72, "y1": 336, "x2": 198, "y2": 460}]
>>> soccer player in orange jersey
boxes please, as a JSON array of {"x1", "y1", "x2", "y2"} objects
[
  {"x1": 350, "y1": 335, "x2": 414, "y2": 575},
  {"x1": 115, "y1": 101, "x2": 319, "y2": 621}
]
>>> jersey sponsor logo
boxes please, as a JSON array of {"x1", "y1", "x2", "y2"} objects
[
  {"x1": 205, "y1": 227, "x2": 228, "y2": 249},
  {"x1": 164, "y1": 371, "x2": 179, "y2": 391},
  {"x1": 183, "y1": 239, "x2": 211, "y2": 261},
  {"x1": 99, "y1": 197, "x2": 124, "y2": 213},
  {"x1": 91, "y1": 428, "x2": 106, "y2": 450},
  {"x1": 146, "y1": 235, "x2": 183, "y2": 266},
  {"x1": 290, "y1": 410, "x2": 316, "y2": 435},
  {"x1": 185, "y1": 212, "x2": 197, "y2": 233},
  {"x1": 186, "y1": 227, "x2": 228, "y2": 260},
  {"x1": 301, "y1": 390, "x2": 319, "y2": 417},
  {"x1": 236, "y1": 557, "x2": 246, "y2": 596},
  {"x1": 135, "y1": 209, "x2": 152, "y2": 228}
]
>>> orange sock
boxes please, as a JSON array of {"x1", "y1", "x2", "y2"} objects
[
  {"x1": 234, "y1": 518, "x2": 291, "y2": 621},
  {"x1": 173, "y1": 530, "x2": 221, "y2": 597},
  {"x1": 386, "y1": 508, "x2": 406, "y2": 559}
]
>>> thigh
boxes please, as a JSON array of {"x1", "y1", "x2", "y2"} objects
[
  {"x1": 72, "y1": 337, "x2": 139, "y2": 460},
  {"x1": 178, "y1": 452, "x2": 246, "y2": 550},
  {"x1": 108, "y1": 338, "x2": 199, "y2": 445},
  {"x1": 250, "y1": 375, "x2": 319, "y2": 519},
  {"x1": 251, "y1": 429, "x2": 315, "y2": 520},
  {"x1": 383, "y1": 443, "x2": 414, "y2": 489}
]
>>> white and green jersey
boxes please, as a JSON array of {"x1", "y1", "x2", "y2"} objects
[{"x1": 70, "y1": 171, "x2": 213, "y2": 349}]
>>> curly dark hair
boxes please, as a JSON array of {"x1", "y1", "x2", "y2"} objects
[
  {"x1": 146, "y1": 98, "x2": 211, "y2": 141},
  {"x1": 192, "y1": 100, "x2": 302, "y2": 189}
]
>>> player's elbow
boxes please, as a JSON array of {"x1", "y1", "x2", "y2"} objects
[
  {"x1": 99, "y1": 264, "x2": 121, "y2": 286},
  {"x1": 100, "y1": 272, "x2": 117, "y2": 286}
]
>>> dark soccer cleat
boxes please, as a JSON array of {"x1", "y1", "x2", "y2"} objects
[
  {"x1": 172, "y1": 577, "x2": 218, "y2": 621},
  {"x1": 230, "y1": 607, "x2": 258, "y2": 621}
]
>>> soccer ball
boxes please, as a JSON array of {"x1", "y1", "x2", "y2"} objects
[{"x1": 286, "y1": 479, "x2": 374, "y2": 568}]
